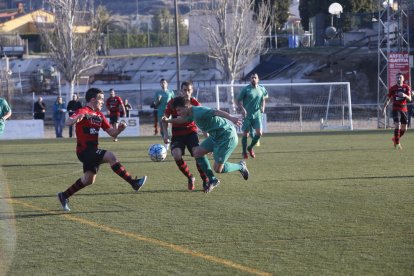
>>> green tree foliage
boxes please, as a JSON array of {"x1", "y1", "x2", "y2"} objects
[
  {"x1": 254, "y1": 0, "x2": 291, "y2": 31},
  {"x1": 299, "y1": 0, "x2": 377, "y2": 30}
]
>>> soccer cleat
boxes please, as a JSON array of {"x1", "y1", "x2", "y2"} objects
[
  {"x1": 131, "y1": 176, "x2": 147, "y2": 192},
  {"x1": 247, "y1": 147, "x2": 256, "y2": 158},
  {"x1": 202, "y1": 181, "x2": 209, "y2": 193},
  {"x1": 242, "y1": 152, "x2": 248, "y2": 159},
  {"x1": 205, "y1": 178, "x2": 220, "y2": 193},
  {"x1": 57, "y1": 192, "x2": 70, "y2": 211},
  {"x1": 188, "y1": 176, "x2": 195, "y2": 191},
  {"x1": 392, "y1": 137, "x2": 402, "y2": 149},
  {"x1": 239, "y1": 160, "x2": 249, "y2": 180}
]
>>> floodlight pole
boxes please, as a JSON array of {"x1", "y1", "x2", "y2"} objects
[{"x1": 174, "y1": 0, "x2": 181, "y2": 92}]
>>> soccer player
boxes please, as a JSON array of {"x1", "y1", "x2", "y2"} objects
[
  {"x1": 0, "y1": 96, "x2": 12, "y2": 137},
  {"x1": 162, "y1": 81, "x2": 209, "y2": 191},
  {"x1": 153, "y1": 79, "x2": 175, "y2": 148},
  {"x1": 105, "y1": 88, "x2": 126, "y2": 142},
  {"x1": 236, "y1": 73, "x2": 268, "y2": 159},
  {"x1": 382, "y1": 72, "x2": 412, "y2": 149},
  {"x1": 163, "y1": 96, "x2": 249, "y2": 193},
  {"x1": 57, "y1": 88, "x2": 147, "y2": 211}
]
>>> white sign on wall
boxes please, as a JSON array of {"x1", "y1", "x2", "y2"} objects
[
  {"x1": 0, "y1": 120, "x2": 44, "y2": 140},
  {"x1": 99, "y1": 117, "x2": 140, "y2": 137}
]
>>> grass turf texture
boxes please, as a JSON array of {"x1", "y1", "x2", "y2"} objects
[{"x1": 0, "y1": 131, "x2": 413, "y2": 275}]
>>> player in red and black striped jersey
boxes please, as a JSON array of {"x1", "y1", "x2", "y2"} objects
[
  {"x1": 162, "y1": 81, "x2": 209, "y2": 191},
  {"x1": 106, "y1": 88, "x2": 126, "y2": 142},
  {"x1": 383, "y1": 73, "x2": 412, "y2": 149},
  {"x1": 57, "y1": 88, "x2": 147, "y2": 211}
]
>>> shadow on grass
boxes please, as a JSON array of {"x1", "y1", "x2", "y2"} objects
[{"x1": 0, "y1": 209, "x2": 124, "y2": 220}]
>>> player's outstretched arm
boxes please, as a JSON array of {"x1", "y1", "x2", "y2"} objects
[
  {"x1": 213, "y1": 109, "x2": 242, "y2": 126},
  {"x1": 106, "y1": 121, "x2": 127, "y2": 138},
  {"x1": 66, "y1": 114, "x2": 84, "y2": 126}
]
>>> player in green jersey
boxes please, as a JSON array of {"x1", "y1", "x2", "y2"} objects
[
  {"x1": 153, "y1": 79, "x2": 175, "y2": 148},
  {"x1": 236, "y1": 73, "x2": 268, "y2": 159},
  {"x1": 163, "y1": 96, "x2": 249, "y2": 193}
]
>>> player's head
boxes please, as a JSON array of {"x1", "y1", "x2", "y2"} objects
[
  {"x1": 396, "y1": 73, "x2": 404, "y2": 85},
  {"x1": 181, "y1": 81, "x2": 193, "y2": 100},
  {"x1": 171, "y1": 96, "x2": 191, "y2": 116},
  {"x1": 160, "y1": 78, "x2": 168, "y2": 89},
  {"x1": 250, "y1": 73, "x2": 259, "y2": 86},
  {"x1": 72, "y1": 94, "x2": 78, "y2": 100},
  {"x1": 85, "y1": 88, "x2": 105, "y2": 111},
  {"x1": 109, "y1": 88, "x2": 115, "y2": 97}
]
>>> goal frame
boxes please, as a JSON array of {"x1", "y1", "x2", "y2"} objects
[{"x1": 215, "y1": 81, "x2": 353, "y2": 131}]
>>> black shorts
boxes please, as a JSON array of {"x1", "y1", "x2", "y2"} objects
[
  {"x1": 77, "y1": 148, "x2": 107, "y2": 173},
  {"x1": 170, "y1": 132, "x2": 200, "y2": 156},
  {"x1": 392, "y1": 110, "x2": 408, "y2": 125},
  {"x1": 109, "y1": 115, "x2": 120, "y2": 125}
]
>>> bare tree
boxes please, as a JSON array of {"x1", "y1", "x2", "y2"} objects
[
  {"x1": 37, "y1": 0, "x2": 109, "y2": 102},
  {"x1": 201, "y1": 0, "x2": 271, "y2": 112}
]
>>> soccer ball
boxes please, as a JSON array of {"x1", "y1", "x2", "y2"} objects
[{"x1": 148, "y1": 144, "x2": 167, "y2": 162}]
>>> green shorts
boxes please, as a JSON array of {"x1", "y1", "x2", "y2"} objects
[
  {"x1": 242, "y1": 116, "x2": 262, "y2": 132},
  {"x1": 200, "y1": 129, "x2": 238, "y2": 164}
]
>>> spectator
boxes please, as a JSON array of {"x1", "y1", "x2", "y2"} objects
[
  {"x1": 53, "y1": 96, "x2": 66, "y2": 138},
  {"x1": 124, "y1": 99, "x2": 132, "y2": 117},
  {"x1": 67, "y1": 94, "x2": 83, "y2": 138},
  {"x1": 34, "y1": 96, "x2": 46, "y2": 120}
]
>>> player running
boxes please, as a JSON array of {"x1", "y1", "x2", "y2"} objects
[
  {"x1": 105, "y1": 88, "x2": 126, "y2": 142},
  {"x1": 57, "y1": 88, "x2": 147, "y2": 211},
  {"x1": 163, "y1": 96, "x2": 249, "y2": 193},
  {"x1": 236, "y1": 73, "x2": 268, "y2": 159},
  {"x1": 382, "y1": 72, "x2": 412, "y2": 149},
  {"x1": 162, "y1": 81, "x2": 209, "y2": 191}
]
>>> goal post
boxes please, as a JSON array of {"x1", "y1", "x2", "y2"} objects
[{"x1": 214, "y1": 82, "x2": 353, "y2": 132}]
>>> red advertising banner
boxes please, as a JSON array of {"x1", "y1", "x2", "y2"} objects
[{"x1": 388, "y1": 52, "x2": 411, "y2": 88}]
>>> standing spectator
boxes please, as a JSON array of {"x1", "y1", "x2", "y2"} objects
[
  {"x1": 34, "y1": 96, "x2": 46, "y2": 120},
  {"x1": 382, "y1": 72, "x2": 412, "y2": 149},
  {"x1": 53, "y1": 96, "x2": 66, "y2": 138},
  {"x1": 153, "y1": 79, "x2": 175, "y2": 146},
  {"x1": 67, "y1": 94, "x2": 83, "y2": 138},
  {"x1": 236, "y1": 73, "x2": 268, "y2": 159},
  {"x1": 105, "y1": 88, "x2": 125, "y2": 142},
  {"x1": 58, "y1": 87, "x2": 147, "y2": 211},
  {"x1": 0, "y1": 96, "x2": 12, "y2": 137},
  {"x1": 124, "y1": 99, "x2": 132, "y2": 117}
]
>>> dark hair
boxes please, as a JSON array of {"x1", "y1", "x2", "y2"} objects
[
  {"x1": 160, "y1": 78, "x2": 167, "y2": 83},
  {"x1": 181, "y1": 81, "x2": 193, "y2": 90},
  {"x1": 171, "y1": 96, "x2": 187, "y2": 109},
  {"x1": 85, "y1": 88, "x2": 104, "y2": 102},
  {"x1": 109, "y1": 88, "x2": 115, "y2": 93}
]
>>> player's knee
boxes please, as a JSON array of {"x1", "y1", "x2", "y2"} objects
[
  {"x1": 213, "y1": 164, "x2": 223, "y2": 173},
  {"x1": 192, "y1": 147, "x2": 203, "y2": 158}
]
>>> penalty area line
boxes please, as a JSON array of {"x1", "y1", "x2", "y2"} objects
[{"x1": 9, "y1": 199, "x2": 271, "y2": 276}]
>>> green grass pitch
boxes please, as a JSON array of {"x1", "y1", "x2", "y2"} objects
[{"x1": 0, "y1": 131, "x2": 413, "y2": 275}]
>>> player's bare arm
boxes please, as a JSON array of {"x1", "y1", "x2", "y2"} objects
[
  {"x1": 236, "y1": 100, "x2": 247, "y2": 117},
  {"x1": 66, "y1": 114, "x2": 85, "y2": 126},
  {"x1": 162, "y1": 116, "x2": 188, "y2": 124},
  {"x1": 106, "y1": 121, "x2": 127, "y2": 138},
  {"x1": 213, "y1": 109, "x2": 242, "y2": 126}
]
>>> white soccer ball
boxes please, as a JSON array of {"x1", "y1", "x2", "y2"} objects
[{"x1": 148, "y1": 144, "x2": 167, "y2": 162}]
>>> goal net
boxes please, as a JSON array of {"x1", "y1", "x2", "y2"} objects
[{"x1": 214, "y1": 82, "x2": 353, "y2": 132}]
